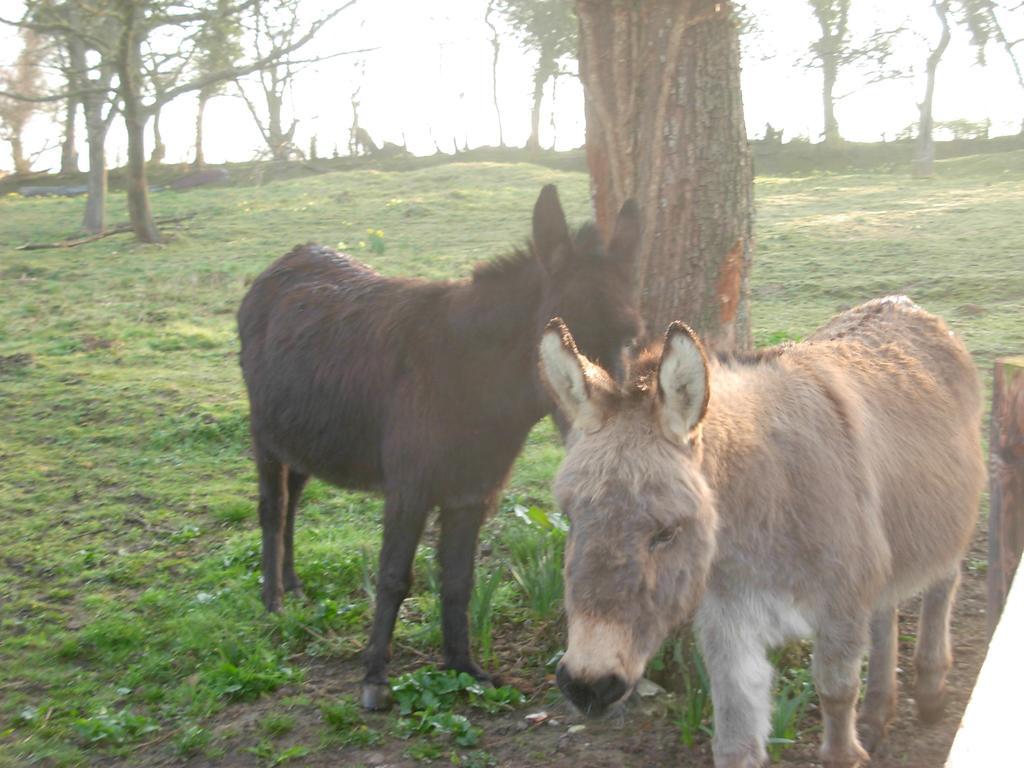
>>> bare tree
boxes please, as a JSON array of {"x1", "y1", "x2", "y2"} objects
[
  {"x1": 913, "y1": 1, "x2": 952, "y2": 177},
  {"x1": 5, "y1": 0, "x2": 354, "y2": 241},
  {"x1": 990, "y1": 1, "x2": 1024, "y2": 132},
  {"x1": 805, "y1": 1, "x2": 906, "y2": 146},
  {"x1": 913, "y1": 0, "x2": 996, "y2": 176},
  {"x1": 51, "y1": 37, "x2": 82, "y2": 174},
  {"x1": 237, "y1": 0, "x2": 361, "y2": 164},
  {"x1": 0, "y1": 30, "x2": 47, "y2": 175},
  {"x1": 484, "y1": 0, "x2": 504, "y2": 147},
  {"x1": 193, "y1": 0, "x2": 242, "y2": 167},
  {"x1": 576, "y1": 0, "x2": 753, "y2": 351},
  {"x1": 496, "y1": 0, "x2": 576, "y2": 150}
]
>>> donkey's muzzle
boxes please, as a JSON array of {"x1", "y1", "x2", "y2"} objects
[{"x1": 556, "y1": 665, "x2": 628, "y2": 717}]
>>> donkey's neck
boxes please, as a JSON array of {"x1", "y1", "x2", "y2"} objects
[
  {"x1": 450, "y1": 249, "x2": 546, "y2": 346},
  {"x1": 698, "y1": 362, "x2": 775, "y2": 493},
  {"x1": 446, "y1": 250, "x2": 550, "y2": 419}
]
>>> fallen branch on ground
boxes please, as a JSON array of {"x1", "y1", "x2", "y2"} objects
[{"x1": 15, "y1": 214, "x2": 197, "y2": 250}]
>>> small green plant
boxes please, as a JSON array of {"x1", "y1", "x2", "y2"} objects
[
  {"x1": 452, "y1": 750, "x2": 498, "y2": 767},
  {"x1": 320, "y1": 697, "x2": 380, "y2": 747},
  {"x1": 71, "y1": 707, "x2": 160, "y2": 745},
  {"x1": 405, "y1": 740, "x2": 446, "y2": 761},
  {"x1": 397, "y1": 711, "x2": 481, "y2": 748},
  {"x1": 359, "y1": 544, "x2": 377, "y2": 600},
  {"x1": 670, "y1": 642, "x2": 713, "y2": 748},
  {"x1": 469, "y1": 565, "x2": 505, "y2": 664},
  {"x1": 204, "y1": 645, "x2": 299, "y2": 701},
  {"x1": 768, "y1": 667, "x2": 815, "y2": 760},
  {"x1": 506, "y1": 505, "x2": 566, "y2": 621},
  {"x1": 174, "y1": 724, "x2": 212, "y2": 756},
  {"x1": 271, "y1": 744, "x2": 312, "y2": 765},
  {"x1": 391, "y1": 667, "x2": 522, "y2": 716},
  {"x1": 259, "y1": 712, "x2": 296, "y2": 738},
  {"x1": 366, "y1": 228, "x2": 386, "y2": 254},
  {"x1": 389, "y1": 668, "x2": 522, "y2": 748}
]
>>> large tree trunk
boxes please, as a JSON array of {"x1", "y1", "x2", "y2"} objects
[
  {"x1": 82, "y1": 102, "x2": 109, "y2": 233},
  {"x1": 913, "y1": 1, "x2": 951, "y2": 178},
  {"x1": 118, "y1": 0, "x2": 161, "y2": 243},
  {"x1": 78, "y1": 35, "x2": 111, "y2": 234},
  {"x1": 60, "y1": 95, "x2": 79, "y2": 174},
  {"x1": 193, "y1": 87, "x2": 210, "y2": 168},
  {"x1": 577, "y1": 0, "x2": 753, "y2": 353}
]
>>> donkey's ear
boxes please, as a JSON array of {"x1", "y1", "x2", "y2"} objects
[
  {"x1": 539, "y1": 318, "x2": 590, "y2": 422},
  {"x1": 608, "y1": 198, "x2": 640, "y2": 266},
  {"x1": 657, "y1": 322, "x2": 710, "y2": 444},
  {"x1": 533, "y1": 184, "x2": 572, "y2": 268}
]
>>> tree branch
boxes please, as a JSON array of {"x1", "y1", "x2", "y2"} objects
[{"x1": 147, "y1": 0, "x2": 357, "y2": 110}]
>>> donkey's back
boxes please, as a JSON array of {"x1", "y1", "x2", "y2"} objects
[
  {"x1": 795, "y1": 297, "x2": 983, "y2": 601},
  {"x1": 810, "y1": 295, "x2": 981, "y2": 419},
  {"x1": 238, "y1": 244, "x2": 442, "y2": 488}
]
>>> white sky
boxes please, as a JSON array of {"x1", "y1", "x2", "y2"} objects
[{"x1": 1, "y1": 0, "x2": 1023, "y2": 171}]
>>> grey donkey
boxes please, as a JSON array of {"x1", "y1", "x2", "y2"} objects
[{"x1": 539, "y1": 297, "x2": 984, "y2": 768}]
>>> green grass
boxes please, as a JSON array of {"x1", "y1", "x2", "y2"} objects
[{"x1": 1, "y1": 154, "x2": 1022, "y2": 765}]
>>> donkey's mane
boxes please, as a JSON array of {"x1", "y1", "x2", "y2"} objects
[
  {"x1": 713, "y1": 345, "x2": 789, "y2": 367},
  {"x1": 617, "y1": 342, "x2": 790, "y2": 400},
  {"x1": 471, "y1": 247, "x2": 534, "y2": 283}
]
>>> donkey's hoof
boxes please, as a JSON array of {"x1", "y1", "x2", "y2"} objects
[
  {"x1": 442, "y1": 658, "x2": 493, "y2": 685},
  {"x1": 821, "y1": 741, "x2": 870, "y2": 768},
  {"x1": 261, "y1": 590, "x2": 283, "y2": 613},
  {"x1": 717, "y1": 752, "x2": 766, "y2": 768},
  {"x1": 361, "y1": 682, "x2": 393, "y2": 711},
  {"x1": 915, "y1": 691, "x2": 946, "y2": 724},
  {"x1": 857, "y1": 718, "x2": 888, "y2": 754}
]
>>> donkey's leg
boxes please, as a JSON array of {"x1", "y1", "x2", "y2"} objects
[
  {"x1": 812, "y1": 617, "x2": 870, "y2": 768},
  {"x1": 257, "y1": 454, "x2": 289, "y2": 613},
  {"x1": 857, "y1": 604, "x2": 898, "y2": 754},
  {"x1": 282, "y1": 470, "x2": 308, "y2": 594},
  {"x1": 913, "y1": 568, "x2": 960, "y2": 723},
  {"x1": 438, "y1": 502, "x2": 489, "y2": 680},
  {"x1": 698, "y1": 617, "x2": 773, "y2": 768},
  {"x1": 361, "y1": 493, "x2": 430, "y2": 711}
]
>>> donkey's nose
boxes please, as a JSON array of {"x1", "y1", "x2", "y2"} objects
[{"x1": 556, "y1": 664, "x2": 628, "y2": 717}]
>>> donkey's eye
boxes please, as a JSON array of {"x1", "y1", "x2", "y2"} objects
[{"x1": 649, "y1": 528, "x2": 676, "y2": 551}]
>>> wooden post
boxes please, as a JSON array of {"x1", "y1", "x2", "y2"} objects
[{"x1": 987, "y1": 355, "x2": 1024, "y2": 636}]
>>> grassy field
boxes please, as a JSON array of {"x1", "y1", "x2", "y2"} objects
[{"x1": 1, "y1": 153, "x2": 1022, "y2": 767}]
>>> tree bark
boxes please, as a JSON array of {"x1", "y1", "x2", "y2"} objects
[
  {"x1": 913, "y1": 1, "x2": 951, "y2": 178},
  {"x1": 576, "y1": 0, "x2": 753, "y2": 352},
  {"x1": 988, "y1": 356, "x2": 1024, "y2": 637},
  {"x1": 60, "y1": 95, "x2": 79, "y2": 175},
  {"x1": 82, "y1": 104, "x2": 108, "y2": 234},
  {"x1": 193, "y1": 87, "x2": 209, "y2": 168},
  {"x1": 117, "y1": 0, "x2": 161, "y2": 243}
]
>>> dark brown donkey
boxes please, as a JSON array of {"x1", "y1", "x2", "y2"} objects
[{"x1": 238, "y1": 186, "x2": 640, "y2": 710}]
